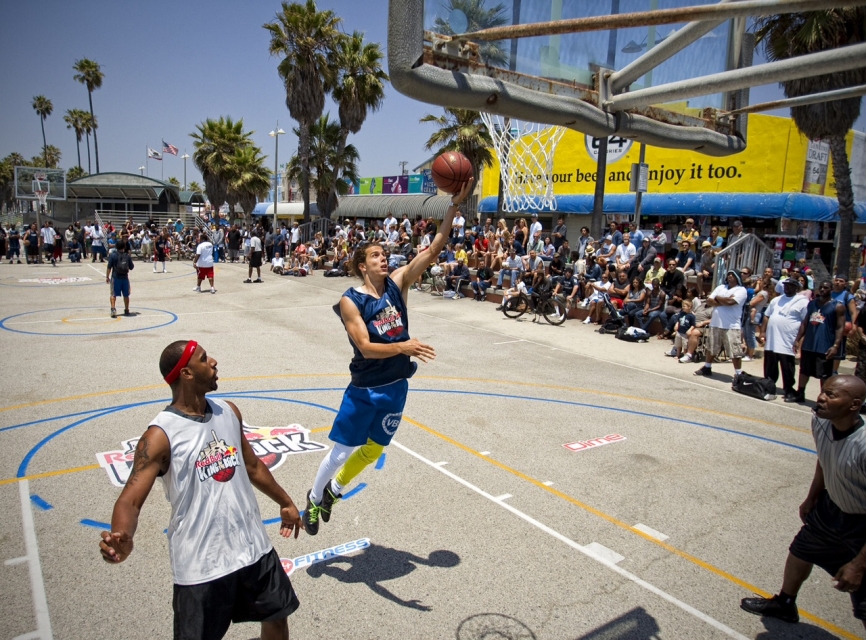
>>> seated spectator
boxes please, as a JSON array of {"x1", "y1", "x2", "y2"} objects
[
  {"x1": 446, "y1": 259, "x2": 470, "y2": 294},
  {"x1": 271, "y1": 252, "x2": 285, "y2": 275},
  {"x1": 650, "y1": 223, "x2": 667, "y2": 254},
  {"x1": 643, "y1": 256, "x2": 665, "y2": 286},
  {"x1": 307, "y1": 244, "x2": 322, "y2": 270},
  {"x1": 553, "y1": 266, "x2": 580, "y2": 308},
  {"x1": 527, "y1": 231, "x2": 544, "y2": 255},
  {"x1": 668, "y1": 299, "x2": 697, "y2": 359},
  {"x1": 496, "y1": 276, "x2": 529, "y2": 311},
  {"x1": 597, "y1": 236, "x2": 616, "y2": 263},
  {"x1": 68, "y1": 238, "x2": 82, "y2": 263},
  {"x1": 497, "y1": 249, "x2": 523, "y2": 288},
  {"x1": 630, "y1": 236, "x2": 657, "y2": 282},
  {"x1": 615, "y1": 232, "x2": 636, "y2": 273},
  {"x1": 583, "y1": 272, "x2": 613, "y2": 325},
  {"x1": 636, "y1": 279, "x2": 667, "y2": 331},
  {"x1": 658, "y1": 283, "x2": 687, "y2": 340},
  {"x1": 675, "y1": 240, "x2": 696, "y2": 277},
  {"x1": 624, "y1": 277, "x2": 648, "y2": 327},
  {"x1": 471, "y1": 262, "x2": 495, "y2": 301},
  {"x1": 438, "y1": 243, "x2": 457, "y2": 274},
  {"x1": 696, "y1": 240, "x2": 715, "y2": 291},
  {"x1": 387, "y1": 250, "x2": 403, "y2": 273},
  {"x1": 474, "y1": 232, "x2": 489, "y2": 267},
  {"x1": 609, "y1": 270, "x2": 631, "y2": 310},
  {"x1": 558, "y1": 239, "x2": 573, "y2": 266},
  {"x1": 548, "y1": 253, "x2": 565, "y2": 282},
  {"x1": 540, "y1": 237, "x2": 556, "y2": 263},
  {"x1": 661, "y1": 259, "x2": 685, "y2": 299},
  {"x1": 678, "y1": 295, "x2": 714, "y2": 362},
  {"x1": 524, "y1": 250, "x2": 546, "y2": 290}
]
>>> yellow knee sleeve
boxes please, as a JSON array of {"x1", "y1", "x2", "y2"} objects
[{"x1": 335, "y1": 439, "x2": 384, "y2": 487}]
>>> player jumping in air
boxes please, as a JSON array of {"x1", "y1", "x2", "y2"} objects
[{"x1": 302, "y1": 179, "x2": 474, "y2": 535}]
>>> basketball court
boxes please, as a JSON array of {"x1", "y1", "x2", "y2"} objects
[{"x1": 0, "y1": 257, "x2": 861, "y2": 639}]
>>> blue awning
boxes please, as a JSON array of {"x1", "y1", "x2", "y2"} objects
[{"x1": 477, "y1": 192, "x2": 866, "y2": 222}]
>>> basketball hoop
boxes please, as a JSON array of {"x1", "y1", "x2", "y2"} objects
[
  {"x1": 33, "y1": 172, "x2": 49, "y2": 213},
  {"x1": 480, "y1": 113, "x2": 565, "y2": 213},
  {"x1": 34, "y1": 189, "x2": 49, "y2": 212}
]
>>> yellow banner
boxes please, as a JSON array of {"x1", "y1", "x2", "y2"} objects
[{"x1": 481, "y1": 114, "x2": 854, "y2": 200}]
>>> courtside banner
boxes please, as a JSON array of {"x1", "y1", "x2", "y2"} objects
[
  {"x1": 281, "y1": 538, "x2": 370, "y2": 576},
  {"x1": 563, "y1": 434, "x2": 626, "y2": 452}
]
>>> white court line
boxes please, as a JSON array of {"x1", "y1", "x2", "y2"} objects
[
  {"x1": 18, "y1": 480, "x2": 52, "y2": 639},
  {"x1": 493, "y1": 339, "x2": 524, "y2": 345},
  {"x1": 584, "y1": 542, "x2": 625, "y2": 565},
  {"x1": 494, "y1": 493, "x2": 513, "y2": 501},
  {"x1": 5, "y1": 556, "x2": 27, "y2": 566},
  {"x1": 391, "y1": 440, "x2": 750, "y2": 640},
  {"x1": 86, "y1": 264, "x2": 106, "y2": 278},
  {"x1": 634, "y1": 523, "x2": 670, "y2": 542},
  {"x1": 542, "y1": 481, "x2": 554, "y2": 486}
]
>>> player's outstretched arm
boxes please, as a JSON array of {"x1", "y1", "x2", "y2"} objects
[
  {"x1": 226, "y1": 401, "x2": 303, "y2": 539},
  {"x1": 99, "y1": 426, "x2": 169, "y2": 563},
  {"x1": 393, "y1": 178, "x2": 474, "y2": 293}
]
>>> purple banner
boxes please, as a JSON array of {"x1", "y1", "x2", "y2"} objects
[{"x1": 382, "y1": 176, "x2": 409, "y2": 194}]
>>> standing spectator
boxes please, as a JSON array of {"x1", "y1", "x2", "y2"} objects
[
  {"x1": 245, "y1": 232, "x2": 264, "y2": 283},
  {"x1": 832, "y1": 274, "x2": 859, "y2": 375},
  {"x1": 727, "y1": 220, "x2": 746, "y2": 245},
  {"x1": 289, "y1": 221, "x2": 301, "y2": 254},
  {"x1": 676, "y1": 218, "x2": 699, "y2": 248},
  {"x1": 855, "y1": 300, "x2": 866, "y2": 409},
  {"x1": 153, "y1": 231, "x2": 168, "y2": 273},
  {"x1": 552, "y1": 216, "x2": 568, "y2": 250},
  {"x1": 41, "y1": 221, "x2": 57, "y2": 266},
  {"x1": 471, "y1": 262, "x2": 494, "y2": 301},
  {"x1": 227, "y1": 224, "x2": 241, "y2": 263},
  {"x1": 529, "y1": 213, "x2": 543, "y2": 245},
  {"x1": 91, "y1": 224, "x2": 107, "y2": 263},
  {"x1": 607, "y1": 221, "x2": 623, "y2": 247},
  {"x1": 193, "y1": 235, "x2": 217, "y2": 294},
  {"x1": 763, "y1": 278, "x2": 810, "y2": 401},
  {"x1": 25, "y1": 223, "x2": 40, "y2": 264},
  {"x1": 695, "y1": 270, "x2": 747, "y2": 381},
  {"x1": 213, "y1": 225, "x2": 225, "y2": 263},
  {"x1": 696, "y1": 240, "x2": 715, "y2": 291},
  {"x1": 65, "y1": 224, "x2": 76, "y2": 254},
  {"x1": 452, "y1": 208, "x2": 466, "y2": 242},
  {"x1": 739, "y1": 375, "x2": 866, "y2": 630},
  {"x1": 8, "y1": 225, "x2": 21, "y2": 263},
  {"x1": 575, "y1": 226, "x2": 594, "y2": 272},
  {"x1": 140, "y1": 226, "x2": 153, "y2": 263},
  {"x1": 53, "y1": 223, "x2": 64, "y2": 262},
  {"x1": 650, "y1": 223, "x2": 667, "y2": 255},
  {"x1": 793, "y1": 281, "x2": 845, "y2": 401},
  {"x1": 106, "y1": 240, "x2": 134, "y2": 318},
  {"x1": 0, "y1": 225, "x2": 5, "y2": 261}
]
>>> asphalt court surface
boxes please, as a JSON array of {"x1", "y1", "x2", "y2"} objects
[{"x1": 0, "y1": 258, "x2": 861, "y2": 639}]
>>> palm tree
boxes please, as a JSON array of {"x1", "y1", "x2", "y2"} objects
[
  {"x1": 0, "y1": 153, "x2": 27, "y2": 211},
  {"x1": 188, "y1": 180, "x2": 203, "y2": 193},
  {"x1": 755, "y1": 9, "x2": 866, "y2": 276},
  {"x1": 227, "y1": 146, "x2": 272, "y2": 228},
  {"x1": 432, "y1": 0, "x2": 509, "y2": 66},
  {"x1": 31, "y1": 146, "x2": 61, "y2": 169},
  {"x1": 64, "y1": 108, "x2": 86, "y2": 170},
  {"x1": 67, "y1": 166, "x2": 87, "y2": 181},
  {"x1": 32, "y1": 96, "x2": 53, "y2": 167},
  {"x1": 167, "y1": 177, "x2": 180, "y2": 187},
  {"x1": 326, "y1": 31, "x2": 387, "y2": 217},
  {"x1": 191, "y1": 116, "x2": 254, "y2": 214},
  {"x1": 420, "y1": 107, "x2": 494, "y2": 208},
  {"x1": 264, "y1": 0, "x2": 342, "y2": 222},
  {"x1": 80, "y1": 111, "x2": 96, "y2": 173},
  {"x1": 286, "y1": 115, "x2": 360, "y2": 219},
  {"x1": 73, "y1": 58, "x2": 104, "y2": 173}
]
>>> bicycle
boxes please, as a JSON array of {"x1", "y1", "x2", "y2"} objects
[
  {"x1": 502, "y1": 287, "x2": 567, "y2": 325},
  {"x1": 415, "y1": 266, "x2": 446, "y2": 295}
]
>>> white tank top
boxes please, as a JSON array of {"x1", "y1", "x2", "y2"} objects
[{"x1": 152, "y1": 398, "x2": 272, "y2": 585}]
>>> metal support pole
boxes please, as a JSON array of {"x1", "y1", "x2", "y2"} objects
[
  {"x1": 274, "y1": 134, "x2": 279, "y2": 232},
  {"x1": 634, "y1": 143, "x2": 646, "y2": 223},
  {"x1": 591, "y1": 138, "x2": 609, "y2": 240},
  {"x1": 726, "y1": 84, "x2": 866, "y2": 116},
  {"x1": 605, "y1": 42, "x2": 866, "y2": 111}
]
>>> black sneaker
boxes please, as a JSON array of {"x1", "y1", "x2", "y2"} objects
[
  {"x1": 480, "y1": 294, "x2": 486, "y2": 302},
  {"x1": 302, "y1": 490, "x2": 320, "y2": 536},
  {"x1": 740, "y1": 595, "x2": 799, "y2": 624},
  {"x1": 783, "y1": 393, "x2": 798, "y2": 403},
  {"x1": 320, "y1": 480, "x2": 342, "y2": 523},
  {"x1": 694, "y1": 366, "x2": 713, "y2": 377},
  {"x1": 123, "y1": 309, "x2": 131, "y2": 316},
  {"x1": 495, "y1": 305, "x2": 504, "y2": 311}
]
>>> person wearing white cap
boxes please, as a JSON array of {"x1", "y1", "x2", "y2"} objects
[
  {"x1": 697, "y1": 240, "x2": 715, "y2": 291},
  {"x1": 529, "y1": 213, "x2": 542, "y2": 245}
]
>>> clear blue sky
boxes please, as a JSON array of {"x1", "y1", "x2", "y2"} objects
[{"x1": 2, "y1": 0, "x2": 862, "y2": 186}]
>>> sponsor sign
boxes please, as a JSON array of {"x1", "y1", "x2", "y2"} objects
[
  {"x1": 803, "y1": 139, "x2": 830, "y2": 195},
  {"x1": 281, "y1": 538, "x2": 370, "y2": 576},
  {"x1": 563, "y1": 433, "x2": 626, "y2": 452},
  {"x1": 359, "y1": 177, "x2": 382, "y2": 195},
  {"x1": 585, "y1": 135, "x2": 634, "y2": 165},
  {"x1": 383, "y1": 176, "x2": 409, "y2": 194},
  {"x1": 19, "y1": 277, "x2": 92, "y2": 284},
  {"x1": 97, "y1": 423, "x2": 328, "y2": 487}
]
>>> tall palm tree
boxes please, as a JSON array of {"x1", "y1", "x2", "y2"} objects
[
  {"x1": 67, "y1": 165, "x2": 87, "y2": 181},
  {"x1": 64, "y1": 108, "x2": 86, "y2": 169},
  {"x1": 167, "y1": 177, "x2": 180, "y2": 187},
  {"x1": 432, "y1": 0, "x2": 509, "y2": 66},
  {"x1": 327, "y1": 31, "x2": 387, "y2": 215},
  {"x1": 80, "y1": 111, "x2": 96, "y2": 173},
  {"x1": 191, "y1": 116, "x2": 253, "y2": 214},
  {"x1": 73, "y1": 58, "x2": 104, "y2": 172},
  {"x1": 286, "y1": 115, "x2": 360, "y2": 219},
  {"x1": 755, "y1": 9, "x2": 865, "y2": 276},
  {"x1": 31, "y1": 145, "x2": 61, "y2": 169},
  {"x1": 420, "y1": 107, "x2": 494, "y2": 208},
  {"x1": 227, "y1": 145, "x2": 272, "y2": 228},
  {"x1": 1, "y1": 153, "x2": 27, "y2": 211},
  {"x1": 32, "y1": 96, "x2": 53, "y2": 167},
  {"x1": 264, "y1": 0, "x2": 342, "y2": 222},
  {"x1": 188, "y1": 180, "x2": 203, "y2": 193}
]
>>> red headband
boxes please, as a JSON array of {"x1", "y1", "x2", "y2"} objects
[{"x1": 164, "y1": 341, "x2": 198, "y2": 385}]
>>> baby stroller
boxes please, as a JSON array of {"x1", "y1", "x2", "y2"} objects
[{"x1": 598, "y1": 292, "x2": 627, "y2": 334}]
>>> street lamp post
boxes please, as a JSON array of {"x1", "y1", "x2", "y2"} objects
[
  {"x1": 269, "y1": 123, "x2": 285, "y2": 231},
  {"x1": 139, "y1": 166, "x2": 145, "y2": 176},
  {"x1": 181, "y1": 153, "x2": 190, "y2": 190}
]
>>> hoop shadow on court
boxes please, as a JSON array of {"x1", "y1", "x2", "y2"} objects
[{"x1": 305, "y1": 543, "x2": 460, "y2": 611}]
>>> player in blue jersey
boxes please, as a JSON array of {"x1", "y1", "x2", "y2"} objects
[{"x1": 302, "y1": 179, "x2": 474, "y2": 535}]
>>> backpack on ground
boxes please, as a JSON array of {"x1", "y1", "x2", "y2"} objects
[
  {"x1": 115, "y1": 253, "x2": 131, "y2": 277},
  {"x1": 732, "y1": 372, "x2": 777, "y2": 401},
  {"x1": 324, "y1": 267, "x2": 344, "y2": 278},
  {"x1": 615, "y1": 326, "x2": 649, "y2": 343}
]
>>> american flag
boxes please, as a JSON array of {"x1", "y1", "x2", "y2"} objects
[
  {"x1": 162, "y1": 140, "x2": 179, "y2": 156},
  {"x1": 147, "y1": 148, "x2": 162, "y2": 160}
]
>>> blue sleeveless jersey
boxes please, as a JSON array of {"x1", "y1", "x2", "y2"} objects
[{"x1": 335, "y1": 277, "x2": 417, "y2": 388}]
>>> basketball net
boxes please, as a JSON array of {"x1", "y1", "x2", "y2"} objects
[
  {"x1": 35, "y1": 190, "x2": 49, "y2": 214},
  {"x1": 480, "y1": 113, "x2": 565, "y2": 213}
]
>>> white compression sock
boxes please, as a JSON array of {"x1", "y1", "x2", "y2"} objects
[{"x1": 310, "y1": 442, "x2": 354, "y2": 503}]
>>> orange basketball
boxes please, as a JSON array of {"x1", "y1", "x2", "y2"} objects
[{"x1": 431, "y1": 152, "x2": 473, "y2": 195}]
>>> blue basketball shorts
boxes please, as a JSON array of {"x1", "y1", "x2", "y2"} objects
[
  {"x1": 112, "y1": 278, "x2": 130, "y2": 298},
  {"x1": 329, "y1": 379, "x2": 409, "y2": 447}
]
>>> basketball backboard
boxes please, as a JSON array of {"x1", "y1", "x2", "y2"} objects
[
  {"x1": 14, "y1": 166, "x2": 66, "y2": 201},
  {"x1": 390, "y1": 0, "x2": 866, "y2": 157}
]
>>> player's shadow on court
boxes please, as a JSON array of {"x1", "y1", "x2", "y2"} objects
[
  {"x1": 306, "y1": 543, "x2": 460, "y2": 611},
  {"x1": 755, "y1": 617, "x2": 847, "y2": 639},
  {"x1": 572, "y1": 607, "x2": 659, "y2": 639}
]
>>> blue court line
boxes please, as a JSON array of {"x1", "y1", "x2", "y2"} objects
[
  {"x1": 342, "y1": 482, "x2": 367, "y2": 500},
  {"x1": 0, "y1": 306, "x2": 178, "y2": 337},
  {"x1": 81, "y1": 519, "x2": 110, "y2": 529},
  {"x1": 375, "y1": 453, "x2": 387, "y2": 470},
  {"x1": 0, "y1": 407, "x2": 107, "y2": 433},
  {"x1": 30, "y1": 495, "x2": 52, "y2": 510}
]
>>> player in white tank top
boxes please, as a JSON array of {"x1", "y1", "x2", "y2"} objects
[{"x1": 99, "y1": 340, "x2": 304, "y2": 640}]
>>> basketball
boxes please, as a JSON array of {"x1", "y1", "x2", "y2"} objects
[{"x1": 431, "y1": 152, "x2": 473, "y2": 194}]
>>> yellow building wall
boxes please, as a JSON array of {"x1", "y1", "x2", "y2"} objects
[{"x1": 480, "y1": 113, "x2": 856, "y2": 200}]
